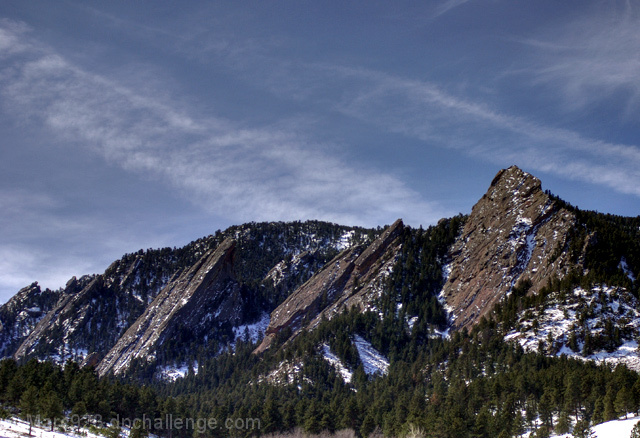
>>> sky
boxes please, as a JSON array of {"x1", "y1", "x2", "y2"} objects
[{"x1": 1, "y1": 0, "x2": 639, "y2": 302}]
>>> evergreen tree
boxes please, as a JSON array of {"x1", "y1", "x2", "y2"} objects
[
  {"x1": 592, "y1": 397, "x2": 604, "y2": 425},
  {"x1": 572, "y1": 419, "x2": 595, "y2": 438},
  {"x1": 41, "y1": 391, "x2": 64, "y2": 431},
  {"x1": 130, "y1": 420, "x2": 149, "y2": 438},
  {"x1": 604, "y1": 386, "x2": 618, "y2": 421},
  {"x1": 20, "y1": 386, "x2": 39, "y2": 436},
  {"x1": 261, "y1": 397, "x2": 282, "y2": 433},
  {"x1": 538, "y1": 389, "x2": 555, "y2": 429},
  {"x1": 106, "y1": 422, "x2": 122, "y2": 438},
  {"x1": 616, "y1": 386, "x2": 632, "y2": 419},
  {"x1": 303, "y1": 400, "x2": 322, "y2": 434},
  {"x1": 555, "y1": 409, "x2": 571, "y2": 435}
]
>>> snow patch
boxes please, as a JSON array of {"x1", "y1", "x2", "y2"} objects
[
  {"x1": 545, "y1": 414, "x2": 640, "y2": 437},
  {"x1": 336, "y1": 230, "x2": 355, "y2": 251},
  {"x1": 354, "y1": 335, "x2": 389, "y2": 376},
  {"x1": 0, "y1": 416, "x2": 159, "y2": 438},
  {"x1": 321, "y1": 344, "x2": 353, "y2": 383},
  {"x1": 232, "y1": 313, "x2": 270, "y2": 345},
  {"x1": 505, "y1": 285, "x2": 640, "y2": 371},
  {"x1": 620, "y1": 257, "x2": 636, "y2": 282},
  {"x1": 157, "y1": 361, "x2": 199, "y2": 381}
]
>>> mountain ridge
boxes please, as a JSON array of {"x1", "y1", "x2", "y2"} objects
[{"x1": 1, "y1": 166, "x2": 639, "y2": 383}]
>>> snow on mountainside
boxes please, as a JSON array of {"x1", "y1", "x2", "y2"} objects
[
  {"x1": 549, "y1": 415, "x2": 640, "y2": 437},
  {"x1": 0, "y1": 282, "x2": 63, "y2": 357},
  {"x1": 505, "y1": 285, "x2": 640, "y2": 371},
  {"x1": 2, "y1": 221, "x2": 371, "y2": 377},
  {"x1": 157, "y1": 361, "x2": 199, "y2": 381},
  {"x1": 256, "y1": 219, "x2": 403, "y2": 354},
  {"x1": 320, "y1": 335, "x2": 389, "y2": 385},
  {"x1": 322, "y1": 344, "x2": 353, "y2": 383},
  {"x1": 353, "y1": 335, "x2": 389, "y2": 376},
  {"x1": 232, "y1": 313, "x2": 270, "y2": 345},
  {"x1": 440, "y1": 166, "x2": 577, "y2": 331}
]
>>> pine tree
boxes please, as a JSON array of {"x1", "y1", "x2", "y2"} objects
[
  {"x1": 604, "y1": 386, "x2": 618, "y2": 421},
  {"x1": 616, "y1": 386, "x2": 632, "y2": 419},
  {"x1": 20, "y1": 386, "x2": 39, "y2": 437},
  {"x1": 565, "y1": 370, "x2": 583, "y2": 417},
  {"x1": 632, "y1": 378, "x2": 640, "y2": 415},
  {"x1": 572, "y1": 418, "x2": 595, "y2": 438},
  {"x1": 538, "y1": 389, "x2": 555, "y2": 429},
  {"x1": 261, "y1": 398, "x2": 282, "y2": 433},
  {"x1": 130, "y1": 420, "x2": 149, "y2": 438},
  {"x1": 303, "y1": 400, "x2": 322, "y2": 434},
  {"x1": 555, "y1": 409, "x2": 571, "y2": 435},
  {"x1": 592, "y1": 396, "x2": 604, "y2": 425},
  {"x1": 41, "y1": 391, "x2": 63, "y2": 431},
  {"x1": 106, "y1": 422, "x2": 121, "y2": 438}
]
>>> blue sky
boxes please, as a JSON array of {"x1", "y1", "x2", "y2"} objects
[{"x1": 1, "y1": 0, "x2": 639, "y2": 301}]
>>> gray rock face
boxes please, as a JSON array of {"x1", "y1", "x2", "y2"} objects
[
  {"x1": 96, "y1": 238, "x2": 240, "y2": 376},
  {"x1": 441, "y1": 166, "x2": 578, "y2": 331},
  {"x1": 255, "y1": 219, "x2": 404, "y2": 353},
  {"x1": 12, "y1": 251, "x2": 176, "y2": 364},
  {"x1": 3, "y1": 221, "x2": 368, "y2": 376},
  {"x1": 0, "y1": 282, "x2": 63, "y2": 358}
]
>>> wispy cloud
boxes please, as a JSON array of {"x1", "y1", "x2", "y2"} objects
[
  {"x1": 323, "y1": 66, "x2": 640, "y2": 197},
  {"x1": 148, "y1": 9, "x2": 640, "y2": 201},
  {"x1": 0, "y1": 187, "x2": 159, "y2": 298},
  {"x1": 432, "y1": 0, "x2": 470, "y2": 18},
  {"x1": 213, "y1": 47, "x2": 640, "y2": 200},
  {"x1": 0, "y1": 20, "x2": 445, "y2": 231},
  {"x1": 515, "y1": 2, "x2": 640, "y2": 116}
]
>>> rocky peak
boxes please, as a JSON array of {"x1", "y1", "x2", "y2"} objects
[
  {"x1": 441, "y1": 166, "x2": 577, "y2": 331},
  {"x1": 0, "y1": 282, "x2": 61, "y2": 358}
]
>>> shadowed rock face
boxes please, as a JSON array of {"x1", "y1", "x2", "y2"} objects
[
  {"x1": 440, "y1": 166, "x2": 577, "y2": 331},
  {"x1": 255, "y1": 219, "x2": 404, "y2": 354},
  {"x1": 96, "y1": 238, "x2": 241, "y2": 376}
]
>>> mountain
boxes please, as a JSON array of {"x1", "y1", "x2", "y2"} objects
[
  {"x1": 2, "y1": 165, "x2": 640, "y2": 438},
  {"x1": 3, "y1": 166, "x2": 639, "y2": 379},
  {"x1": 255, "y1": 219, "x2": 405, "y2": 354},
  {"x1": 1, "y1": 220, "x2": 374, "y2": 377},
  {"x1": 3, "y1": 165, "x2": 639, "y2": 379}
]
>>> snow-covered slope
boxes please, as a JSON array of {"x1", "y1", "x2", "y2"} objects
[
  {"x1": 353, "y1": 335, "x2": 389, "y2": 376},
  {"x1": 549, "y1": 415, "x2": 640, "y2": 437},
  {"x1": 321, "y1": 344, "x2": 353, "y2": 383},
  {"x1": 505, "y1": 285, "x2": 640, "y2": 371},
  {"x1": 320, "y1": 335, "x2": 389, "y2": 384}
]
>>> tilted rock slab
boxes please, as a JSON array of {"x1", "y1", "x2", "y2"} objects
[
  {"x1": 97, "y1": 238, "x2": 242, "y2": 376},
  {"x1": 441, "y1": 166, "x2": 578, "y2": 331},
  {"x1": 255, "y1": 219, "x2": 404, "y2": 353}
]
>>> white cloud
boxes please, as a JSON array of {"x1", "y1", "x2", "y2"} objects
[
  {"x1": 176, "y1": 29, "x2": 640, "y2": 200},
  {"x1": 306, "y1": 66, "x2": 640, "y2": 198},
  {"x1": 516, "y1": 2, "x2": 640, "y2": 116},
  {"x1": 0, "y1": 244, "x2": 88, "y2": 299},
  {"x1": 0, "y1": 185, "x2": 188, "y2": 301},
  {"x1": 0, "y1": 19, "x2": 446, "y2": 232},
  {"x1": 0, "y1": 189, "x2": 101, "y2": 300},
  {"x1": 432, "y1": 0, "x2": 470, "y2": 18}
]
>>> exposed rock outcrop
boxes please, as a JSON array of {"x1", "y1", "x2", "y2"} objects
[
  {"x1": 255, "y1": 219, "x2": 404, "y2": 353},
  {"x1": 96, "y1": 238, "x2": 242, "y2": 376},
  {"x1": 12, "y1": 252, "x2": 171, "y2": 364},
  {"x1": 0, "y1": 282, "x2": 63, "y2": 358},
  {"x1": 441, "y1": 166, "x2": 577, "y2": 331}
]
